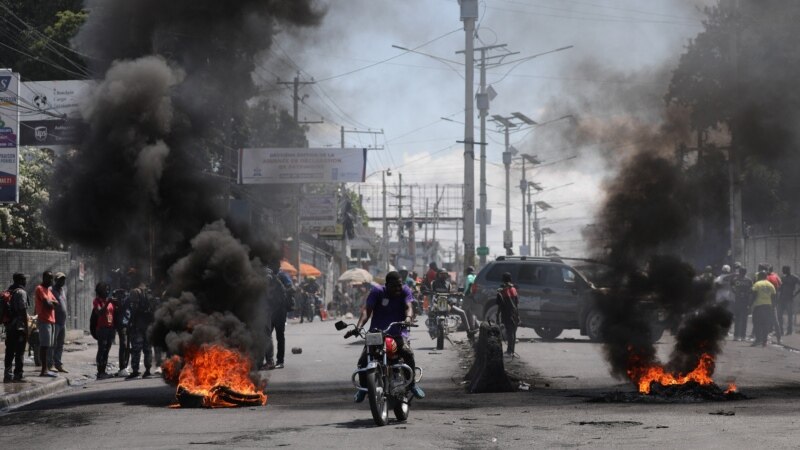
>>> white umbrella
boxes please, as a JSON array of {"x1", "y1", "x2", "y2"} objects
[{"x1": 338, "y1": 268, "x2": 373, "y2": 284}]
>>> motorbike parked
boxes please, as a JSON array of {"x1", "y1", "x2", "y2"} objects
[
  {"x1": 424, "y1": 291, "x2": 463, "y2": 350},
  {"x1": 336, "y1": 320, "x2": 422, "y2": 426}
]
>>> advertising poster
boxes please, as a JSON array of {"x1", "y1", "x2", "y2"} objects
[
  {"x1": 0, "y1": 70, "x2": 19, "y2": 203},
  {"x1": 19, "y1": 80, "x2": 91, "y2": 148}
]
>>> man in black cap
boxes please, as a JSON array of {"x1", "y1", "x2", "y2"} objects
[
  {"x1": 3, "y1": 273, "x2": 29, "y2": 382},
  {"x1": 50, "y1": 272, "x2": 69, "y2": 373}
]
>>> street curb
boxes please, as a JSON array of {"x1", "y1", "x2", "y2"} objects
[{"x1": 0, "y1": 377, "x2": 69, "y2": 410}]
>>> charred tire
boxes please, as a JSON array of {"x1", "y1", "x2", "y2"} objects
[
  {"x1": 393, "y1": 398, "x2": 409, "y2": 421},
  {"x1": 436, "y1": 322, "x2": 445, "y2": 350},
  {"x1": 483, "y1": 305, "x2": 506, "y2": 341},
  {"x1": 585, "y1": 309, "x2": 604, "y2": 342},
  {"x1": 533, "y1": 326, "x2": 563, "y2": 341},
  {"x1": 366, "y1": 371, "x2": 389, "y2": 426}
]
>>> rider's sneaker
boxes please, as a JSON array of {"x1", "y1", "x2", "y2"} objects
[
  {"x1": 410, "y1": 384, "x2": 425, "y2": 399},
  {"x1": 354, "y1": 390, "x2": 367, "y2": 403}
]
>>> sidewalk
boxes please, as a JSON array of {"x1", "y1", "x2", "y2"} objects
[{"x1": 1, "y1": 330, "x2": 107, "y2": 410}]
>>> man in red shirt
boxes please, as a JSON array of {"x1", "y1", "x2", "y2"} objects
[
  {"x1": 495, "y1": 272, "x2": 520, "y2": 356},
  {"x1": 425, "y1": 262, "x2": 438, "y2": 290},
  {"x1": 92, "y1": 282, "x2": 116, "y2": 379},
  {"x1": 34, "y1": 271, "x2": 58, "y2": 377}
]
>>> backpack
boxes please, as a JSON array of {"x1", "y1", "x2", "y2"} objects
[
  {"x1": 89, "y1": 308, "x2": 99, "y2": 339},
  {"x1": 1, "y1": 289, "x2": 12, "y2": 325}
]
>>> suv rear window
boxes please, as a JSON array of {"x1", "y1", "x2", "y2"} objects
[{"x1": 484, "y1": 263, "x2": 513, "y2": 282}]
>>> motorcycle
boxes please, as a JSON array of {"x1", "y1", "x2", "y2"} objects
[
  {"x1": 336, "y1": 320, "x2": 423, "y2": 426},
  {"x1": 424, "y1": 291, "x2": 463, "y2": 350}
]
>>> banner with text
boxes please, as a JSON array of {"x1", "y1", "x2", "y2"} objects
[
  {"x1": 19, "y1": 80, "x2": 92, "y2": 148},
  {"x1": 238, "y1": 147, "x2": 367, "y2": 184},
  {"x1": 0, "y1": 70, "x2": 20, "y2": 203}
]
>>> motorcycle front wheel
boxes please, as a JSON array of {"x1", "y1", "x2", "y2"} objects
[
  {"x1": 366, "y1": 370, "x2": 389, "y2": 426},
  {"x1": 436, "y1": 321, "x2": 445, "y2": 350}
]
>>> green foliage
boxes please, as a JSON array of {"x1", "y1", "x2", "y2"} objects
[
  {"x1": 667, "y1": 1, "x2": 800, "y2": 227},
  {"x1": 0, "y1": 1, "x2": 87, "y2": 81},
  {"x1": 0, "y1": 147, "x2": 63, "y2": 249}
]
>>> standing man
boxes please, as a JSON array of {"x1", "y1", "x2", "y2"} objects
[
  {"x1": 50, "y1": 272, "x2": 69, "y2": 373},
  {"x1": 111, "y1": 287, "x2": 131, "y2": 377},
  {"x1": 751, "y1": 271, "x2": 777, "y2": 347},
  {"x1": 730, "y1": 266, "x2": 753, "y2": 341},
  {"x1": 425, "y1": 262, "x2": 439, "y2": 290},
  {"x1": 495, "y1": 272, "x2": 520, "y2": 356},
  {"x1": 264, "y1": 265, "x2": 289, "y2": 370},
  {"x1": 778, "y1": 266, "x2": 799, "y2": 335},
  {"x1": 3, "y1": 273, "x2": 28, "y2": 383},
  {"x1": 127, "y1": 275, "x2": 154, "y2": 379},
  {"x1": 34, "y1": 271, "x2": 58, "y2": 377},
  {"x1": 93, "y1": 282, "x2": 116, "y2": 379}
]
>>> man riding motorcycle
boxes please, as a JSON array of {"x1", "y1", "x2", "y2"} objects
[
  {"x1": 430, "y1": 269, "x2": 475, "y2": 339},
  {"x1": 299, "y1": 276, "x2": 321, "y2": 322},
  {"x1": 353, "y1": 271, "x2": 425, "y2": 402}
]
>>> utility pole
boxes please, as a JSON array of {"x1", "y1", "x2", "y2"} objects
[
  {"x1": 279, "y1": 72, "x2": 323, "y2": 127},
  {"x1": 491, "y1": 112, "x2": 537, "y2": 255},
  {"x1": 459, "y1": 0, "x2": 478, "y2": 270},
  {"x1": 520, "y1": 157, "x2": 527, "y2": 253},
  {"x1": 382, "y1": 170, "x2": 391, "y2": 272}
]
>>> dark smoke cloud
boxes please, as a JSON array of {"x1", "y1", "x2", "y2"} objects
[{"x1": 46, "y1": 1, "x2": 324, "y2": 380}]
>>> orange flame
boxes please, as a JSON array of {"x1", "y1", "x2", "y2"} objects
[
  {"x1": 628, "y1": 353, "x2": 715, "y2": 394},
  {"x1": 724, "y1": 382, "x2": 737, "y2": 394},
  {"x1": 163, "y1": 344, "x2": 267, "y2": 408}
]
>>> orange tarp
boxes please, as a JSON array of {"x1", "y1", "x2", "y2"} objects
[{"x1": 280, "y1": 260, "x2": 322, "y2": 277}]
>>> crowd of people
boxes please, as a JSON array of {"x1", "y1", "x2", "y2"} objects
[{"x1": 708, "y1": 262, "x2": 800, "y2": 346}]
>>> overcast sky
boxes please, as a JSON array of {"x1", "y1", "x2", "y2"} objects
[{"x1": 258, "y1": 0, "x2": 714, "y2": 260}]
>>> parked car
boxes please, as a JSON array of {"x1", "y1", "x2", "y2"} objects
[{"x1": 464, "y1": 256, "x2": 665, "y2": 342}]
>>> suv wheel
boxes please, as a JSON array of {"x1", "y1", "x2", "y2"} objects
[
  {"x1": 533, "y1": 326, "x2": 563, "y2": 340},
  {"x1": 585, "y1": 308, "x2": 604, "y2": 342}
]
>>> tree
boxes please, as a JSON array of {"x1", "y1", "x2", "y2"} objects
[
  {"x1": 666, "y1": 0, "x2": 800, "y2": 228},
  {"x1": 0, "y1": 147, "x2": 63, "y2": 249},
  {"x1": 0, "y1": 1, "x2": 87, "y2": 81}
]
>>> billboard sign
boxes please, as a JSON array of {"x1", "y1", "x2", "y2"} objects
[
  {"x1": 19, "y1": 80, "x2": 92, "y2": 147},
  {"x1": 300, "y1": 193, "x2": 338, "y2": 230},
  {"x1": 238, "y1": 148, "x2": 367, "y2": 184},
  {"x1": 0, "y1": 69, "x2": 19, "y2": 203}
]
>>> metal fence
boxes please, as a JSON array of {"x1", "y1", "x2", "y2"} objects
[
  {"x1": 0, "y1": 249, "x2": 99, "y2": 331},
  {"x1": 744, "y1": 235, "x2": 800, "y2": 274}
]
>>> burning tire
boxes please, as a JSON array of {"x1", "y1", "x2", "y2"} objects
[{"x1": 533, "y1": 326, "x2": 563, "y2": 340}]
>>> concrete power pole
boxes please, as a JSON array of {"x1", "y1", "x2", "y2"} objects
[
  {"x1": 382, "y1": 170, "x2": 390, "y2": 272},
  {"x1": 460, "y1": 0, "x2": 477, "y2": 270}
]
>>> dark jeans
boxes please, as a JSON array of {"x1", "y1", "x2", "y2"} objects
[
  {"x1": 503, "y1": 321, "x2": 518, "y2": 355},
  {"x1": 266, "y1": 316, "x2": 286, "y2": 365},
  {"x1": 96, "y1": 327, "x2": 115, "y2": 373},
  {"x1": 116, "y1": 328, "x2": 129, "y2": 371},
  {"x1": 753, "y1": 304, "x2": 773, "y2": 345},
  {"x1": 4, "y1": 328, "x2": 27, "y2": 379},
  {"x1": 357, "y1": 336, "x2": 416, "y2": 386},
  {"x1": 777, "y1": 300, "x2": 794, "y2": 334},
  {"x1": 129, "y1": 328, "x2": 152, "y2": 373},
  {"x1": 733, "y1": 300, "x2": 749, "y2": 339}
]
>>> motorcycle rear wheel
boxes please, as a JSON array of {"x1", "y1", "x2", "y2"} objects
[
  {"x1": 393, "y1": 397, "x2": 410, "y2": 421},
  {"x1": 436, "y1": 322, "x2": 445, "y2": 350},
  {"x1": 366, "y1": 371, "x2": 389, "y2": 426}
]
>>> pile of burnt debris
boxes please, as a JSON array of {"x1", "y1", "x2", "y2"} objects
[
  {"x1": 591, "y1": 382, "x2": 748, "y2": 403},
  {"x1": 176, "y1": 386, "x2": 265, "y2": 408}
]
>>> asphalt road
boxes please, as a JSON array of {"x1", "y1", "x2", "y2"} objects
[{"x1": 3, "y1": 318, "x2": 800, "y2": 449}]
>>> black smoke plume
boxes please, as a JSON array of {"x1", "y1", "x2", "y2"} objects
[{"x1": 46, "y1": 0, "x2": 323, "y2": 383}]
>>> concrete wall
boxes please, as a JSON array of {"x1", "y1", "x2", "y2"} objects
[
  {"x1": 0, "y1": 250, "x2": 99, "y2": 331},
  {"x1": 744, "y1": 235, "x2": 800, "y2": 274}
]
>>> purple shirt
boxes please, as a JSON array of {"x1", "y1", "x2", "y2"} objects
[{"x1": 366, "y1": 285, "x2": 414, "y2": 338}]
